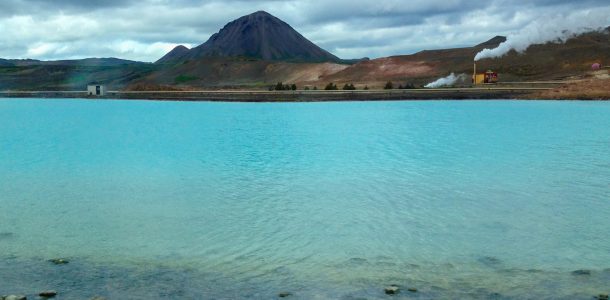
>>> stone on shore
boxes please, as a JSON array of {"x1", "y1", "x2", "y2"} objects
[
  {"x1": 39, "y1": 291, "x2": 57, "y2": 298},
  {"x1": 384, "y1": 285, "x2": 400, "y2": 295}
]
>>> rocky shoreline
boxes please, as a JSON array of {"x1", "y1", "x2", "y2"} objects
[{"x1": 1, "y1": 255, "x2": 609, "y2": 299}]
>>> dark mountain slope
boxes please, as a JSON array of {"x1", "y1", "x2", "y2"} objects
[
  {"x1": 476, "y1": 36, "x2": 507, "y2": 48},
  {"x1": 156, "y1": 45, "x2": 190, "y2": 64},
  {"x1": 164, "y1": 11, "x2": 340, "y2": 63}
]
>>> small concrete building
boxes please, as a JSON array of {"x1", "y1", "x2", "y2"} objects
[{"x1": 87, "y1": 84, "x2": 107, "y2": 96}]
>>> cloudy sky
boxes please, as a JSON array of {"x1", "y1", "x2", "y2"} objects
[{"x1": 0, "y1": 0, "x2": 609, "y2": 62}]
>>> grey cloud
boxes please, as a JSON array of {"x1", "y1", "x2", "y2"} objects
[{"x1": 0, "y1": 0, "x2": 608, "y2": 61}]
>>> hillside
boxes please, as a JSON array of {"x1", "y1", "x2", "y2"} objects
[
  {"x1": 0, "y1": 63, "x2": 155, "y2": 91},
  {"x1": 479, "y1": 30, "x2": 610, "y2": 81},
  {"x1": 314, "y1": 30, "x2": 610, "y2": 88},
  {"x1": 129, "y1": 57, "x2": 348, "y2": 90}
]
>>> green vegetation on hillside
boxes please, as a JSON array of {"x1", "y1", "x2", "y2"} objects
[{"x1": 174, "y1": 75, "x2": 199, "y2": 84}]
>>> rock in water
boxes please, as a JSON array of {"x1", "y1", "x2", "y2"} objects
[
  {"x1": 49, "y1": 258, "x2": 69, "y2": 265},
  {"x1": 479, "y1": 256, "x2": 502, "y2": 267},
  {"x1": 278, "y1": 292, "x2": 292, "y2": 298},
  {"x1": 571, "y1": 269, "x2": 592, "y2": 276},
  {"x1": 0, "y1": 232, "x2": 14, "y2": 239},
  {"x1": 598, "y1": 294, "x2": 609, "y2": 300},
  {"x1": 384, "y1": 285, "x2": 400, "y2": 295},
  {"x1": 90, "y1": 297, "x2": 107, "y2": 300},
  {"x1": 3, "y1": 296, "x2": 27, "y2": 300},
  {"x1": 39, "y1": 291, "x2": 57, "y2": 298},
  {"x1": 408, "y1": 288, "x2": 418, "y2": 292}
]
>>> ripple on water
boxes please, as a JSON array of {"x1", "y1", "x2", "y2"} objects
[{"x1": 1, "y1": 100, "x2": 610, "y2": 299}]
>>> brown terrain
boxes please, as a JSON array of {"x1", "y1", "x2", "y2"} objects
[{"x1": 531, "y1": 70, "x2": 610, "y2": 100}]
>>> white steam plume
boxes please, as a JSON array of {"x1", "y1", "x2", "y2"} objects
[
  {"x1": 475, "y1": 9, "x2": 610, "y2": 61},
  {"x1": 425, "y1": 73, "x2": 467, "y2": 88}
]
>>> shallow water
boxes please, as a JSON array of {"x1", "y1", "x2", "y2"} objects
[{"x1": 1, "y1": 99, "x2": 609, "y2": 299}]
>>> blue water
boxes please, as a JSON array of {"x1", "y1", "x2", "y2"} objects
[{"x1": 1, "y1": 99, "x2": 609, "y2": 299}]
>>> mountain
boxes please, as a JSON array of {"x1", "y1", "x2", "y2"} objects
[
  {"x1": 18, "y1": 57, "x2": 144, "y2": 66},
  {"x1": 50, "y1": 58, "x2": 146, "y2": 66},
  {"x1": 0, "y1": 57, "x2": 145, "y2": 67},
  {"x1": 159, "y1": 11, "x2": 340, "y2": 63},
  {"x1": 156, "y1": 45, "x2": 190, "y2": 64}
]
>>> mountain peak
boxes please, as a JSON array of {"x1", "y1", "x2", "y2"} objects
[
  {"x1": 164, "y1": 11, "x2": 340, "y2": 63},
  {"x1": 172, "y1": 45, "x2": 189, "y2": 51},
  {"x1": 250, "y1": 10, "x2": 272, "y2": 17},
  {"x1": 156, "y1": 45, "x2": 190, "y2": 64}
]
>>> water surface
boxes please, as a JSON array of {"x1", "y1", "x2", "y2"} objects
[{"x1": 1, "y1": 99, "x2": 609, "y2": 299}]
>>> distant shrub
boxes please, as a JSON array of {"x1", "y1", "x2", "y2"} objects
[
  {"x1": 364, "y1": 86, "x2": 369, "y2": 90},
  {"x1": 273, "y1": 82, "x2": 297, "y2": 91},
  {"x1": 398, "y1": 83, "x2": 416, "y2": 89},
  {"x1": 324, "y1": 83, "x2": 338, "y2": 90},
  {"x1": 384, "y1": 81, "x2": 394, "y2": 90},
  {"x1": 342, "y1": 83, "x2": 356, "y2": 90}
]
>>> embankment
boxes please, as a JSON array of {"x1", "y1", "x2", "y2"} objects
[{"x1": 0, "y1": 88, "x2": 553, "y2": 102}]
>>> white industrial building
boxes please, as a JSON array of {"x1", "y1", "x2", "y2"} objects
[{"x1": 87, "y1": 84, "x2": 107, "y2": 96}]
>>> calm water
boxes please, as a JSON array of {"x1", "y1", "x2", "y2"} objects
[{"x1": 1, "y1": 99, "x2": 609, "y2": 299}]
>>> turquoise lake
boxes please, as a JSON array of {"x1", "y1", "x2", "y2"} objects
[{"x1": 1, "y1": 99, "x2": 609, "y2": 299}]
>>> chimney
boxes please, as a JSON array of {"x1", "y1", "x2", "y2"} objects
[{"x1": 473, "y1": 62, "x2": 477, "y2": 85}]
